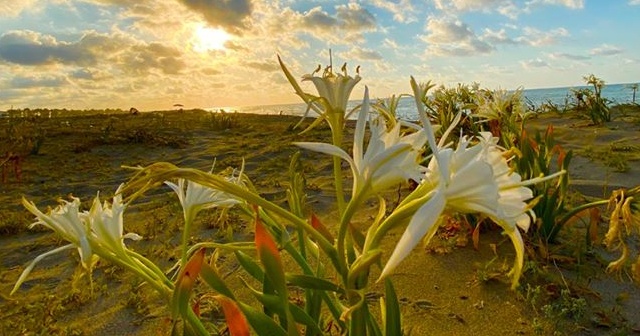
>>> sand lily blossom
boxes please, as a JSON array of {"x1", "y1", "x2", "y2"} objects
[
  {"x1": 165, "y1": 178, "x2": 240, "y2": 221},
  {"x1": 87, "y1": 184, "x2": 142, "y2": 255},
  {"x1": 295, "y1": 87, "x2": 427, "y2": 199},
  {"x1": 165, "y1": 163, "x2": 248, "y2": 268},
  {"x1": 379, "y1": 77, "x2": 566, "y2": 288},
  {"x1": 165, "y1": 163, "x2": 246, "y2": 224},
  {"x1": 12, "y1": 186, "x2": 144, "y2": 295},
  {"x1": 12, "y1": 196, "x2": 93, "y2": 295},
  {"x1": 301, "y1": 66, "x2": 361, "y2": 116},
  {"x1": 278, "y1": 55, "x2": 361, "y2": 135}
]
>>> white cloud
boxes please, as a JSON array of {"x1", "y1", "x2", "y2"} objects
[
  {"x1": 175, "y1": 0, "x2": 253, "y2": 35},
  {"x1": 10, "y1": 75, "x2": 69, "y2": 88},
  {"x1": 369, "y1": 0, "x2": 417, "y2": 23},
  {"x1": 590, "y1": 44, "x2": 623, "y2": 56},
  {"x1": 422, "y1": 17, "x2": 493, "y2": 56},
  {"x1": 344, "y1": 46, "x2": 384, "y2": 61},
  {"x1": 630, "y1": 0, "x2": 640, "y2": 4},
  {"x1": 434, "y1": 0, "x2": 526, "y2": 19},
  {"x1": 517, "y1": 27, "x2": 569, "y2": 46},
  {"x1": 482, "y1": 28, "x2": 516, "y2": 44},
  {"x1": 434, "y1": 0, "x2": 584, "y2": 18},
  {"x1": 520, "y1": 58, "x2": 549, "y2": 68},
  {"x1": 383, "y1": 38, "x2": 399, "y2": 49},
  {"x1": 0, "y1": 0, "x2": 39, "y2": 17},
  {"x1": 434, "y1": 0, "x2": 504, "y2": 11},
  {"x1": 548, "y1": 52, "x2": 590, "y2": 61},
  {"x1": 280, "y1": 3, "x2": 377, "y2": 44},
  {"x1": 527, "y1": 0, "x2": 584, "y2": 9},
  {"x1": 242, "y1": 60, "x2": 280, "y2": 72}
]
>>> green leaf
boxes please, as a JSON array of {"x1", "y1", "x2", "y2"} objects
[
  {"x1": 347, "y1": 249, "x2": 382, "y2": 288},
  {"x1": 235, "y1": 250, "x2": 264, "y2": 281},
  {"x1": 285, "y1": 274, "x2": 343, "y2": 294},
  {"x1": 384, "y1": 278, "x2": 402, "y2": 336},
  {"x1": 199, "y1": 264, "x2": 235, "y2": 300},
  {"x1": 238, "y1": 301, "x2": 288, "y2": 336},
  {"x1": 242, "y1": 279, "x2": 324, "y2": 336}
]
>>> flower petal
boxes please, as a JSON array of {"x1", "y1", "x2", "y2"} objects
[
  {"x1": 379, "y1": 190, "x2": 446, "y2": 280},
  {"x1": 11, "y1": 244, "x2": 76, "y2": 295}
]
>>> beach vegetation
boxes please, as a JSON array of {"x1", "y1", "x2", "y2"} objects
[
  {"x1": 629, "y1": 83, "x2": 638, "y2": 104},
  {"x1": 2, "y1": 60, "x2": 640, "y2": 335},
  {"x1": 513, "y1": 125, "x2": 572, "y2": 243},
  {"x1": 570, "y1": 74, "x2": 611, "y2": 125}
]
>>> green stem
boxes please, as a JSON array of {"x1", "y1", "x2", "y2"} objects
[
  {"x1": 180, "y1": 210, "x2": 197, "y2": 271},
  {"x1": 97, "y1": 249, "x2": 172, "y2": 301},
  {"x1": 336, "y1": 186, "x2": 369, "y2": 284},
  {"x1": 556, "y1": 199, "x2": 609, "y2": 227},
  {"x1": 185, "y1": 305, "x2": 216, "y2": 336},
  {"x1": 349, "y1": 302, "x2": 367, "y2": 336},
  {"x1": 367, "y1": 190, "x2": 435, "y2": 251},
  {"x1": 331, "y1": 127, "x2": 346, "y2": 214},
  {"x1": 255, "y1": 207, "x2": 345, "y2": 328}
]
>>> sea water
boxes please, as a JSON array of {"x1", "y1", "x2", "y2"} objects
[{"x1": 211, "y1": 83, "x2": 638, "y2": 121}]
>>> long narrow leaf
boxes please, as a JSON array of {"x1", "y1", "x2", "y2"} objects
[
  {"x1": 238, "y1": 302, "x2": 288, "y2": 336},
  {"x1": 384, "y1": 278, "x2": 402, "y2": 336},
  {"x1": 235, "y1": 250, "x2": 265, "y2": 281},
  {"x1": 172, "y1": 249, "x2": 205, "y2": 318},
  {"x1": 216, "y1": 296, "x2": 250, "y2": 336},
  {"x1": 199, "y1": 264, "x2": 235, "y2": 299},
  {"x1": 241, "y1": 279, "x2": 324, "y2": 336},
  {"x1": 286, "y1": 274, "x2": 343, "y2": 293}
]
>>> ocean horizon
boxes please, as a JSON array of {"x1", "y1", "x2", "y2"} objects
[{"x1": 209, "y1": 82, "x2": 638, "y2": 121}]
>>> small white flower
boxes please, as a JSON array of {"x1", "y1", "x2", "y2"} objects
[
  {"x1": 22, "y1": 196, "x2": 93, "y2": 269},
  {"x1": 295, "y1": 87, "x2": 427, "y2": 198},
  {"x1": 380, "y1": 77, "x2": 564, "y2": 288},
  {"x1": 12, "y1": 186, "x2": 142, "y2": 295},
  {"x1": 302, "y1": 70, "x2": 361, "y2": 115},
  {"x1": 278, "y1": 56, "x2": 361, "y2": 134},
  {"x1": 165, "y1": 176, "x2": 241, "y2": 221},
  {"x1": 87, "y1": 184, "x2": 142, "y2": 255}
]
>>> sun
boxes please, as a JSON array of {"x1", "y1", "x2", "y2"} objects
[{"x1": 193, "y1": 26, "x2": 230, "y2": 52}]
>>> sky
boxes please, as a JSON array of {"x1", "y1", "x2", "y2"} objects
[{"x1": 0, "y1": 0, "x2": 639, "y2": 111}]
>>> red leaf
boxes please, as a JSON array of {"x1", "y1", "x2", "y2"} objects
[
  {"x1": 254, "y1": 215, "x2": 281, "y2": 265},
  {"x1": 216, "y1": 296, "x2": 250, "y2": 336},
  {"x1": 472, "y1": 222, "x2": 482, "y2": 250},
  {"x1": 177, "y1": 248, "x2": 206, "y2": 289},
  {"x1": 310, "y1": 213, "x2": 334, "y2": 242},
  {"x1": 545, "y1": 124, "x2": 554, "y2": 138}
]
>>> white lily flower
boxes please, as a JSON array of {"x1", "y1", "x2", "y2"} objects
[
  {"x1": 295, "y1": 87, "x2": 427, "y2": 198},
  {"x1": 22, "y1": 196, "x2": 93, "y2": 268},
  {"x1": 278, "y1": 56, "x2": 361, "y2": 135},
  {"x1": 302, "y1": 69, "x2": 361, "y2": 115},
  {"x1": 87, "y1": 184, "x2": 142, "y2": 255},
  {"x1": 12, "y1": 186, "x2": 140, "y2": 295},
  {"x1": 380, "y1": 77, "x2": 565, "y2": 288},
  {"x1": 165, "y1": 166, "x2": 244, "y2": 223}
]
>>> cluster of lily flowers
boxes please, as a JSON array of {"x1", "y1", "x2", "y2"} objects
[{"x1": 12, "y1": 57, "x2": 567, "y2": 334}]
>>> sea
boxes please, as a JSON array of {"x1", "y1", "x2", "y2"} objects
[{"x1": 210, "y1": 83, "x2": 638, "y2": 121}]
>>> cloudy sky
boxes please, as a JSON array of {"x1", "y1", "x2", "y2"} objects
[{"x1": 1, "y1": 0, "x2": 639, "y2": 111}]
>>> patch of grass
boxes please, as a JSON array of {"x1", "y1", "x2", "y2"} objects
[
  {"x1": 0, "y1": 210, "x2": 30, "y2": 235},
  {"x1": 208, "y1": 111, "x2": 239, "y2": 130},
  {"x1": 580, "y1": 145, "x2": 631, "y2": 172}
]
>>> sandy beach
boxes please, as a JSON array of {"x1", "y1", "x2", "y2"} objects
[{"x1": 1, "y1": 107, "x2": 639, "y2": 335}]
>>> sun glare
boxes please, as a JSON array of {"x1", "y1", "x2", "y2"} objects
[{"x1": 194, "y1": 26, "x2": 230, "y2": 52}]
